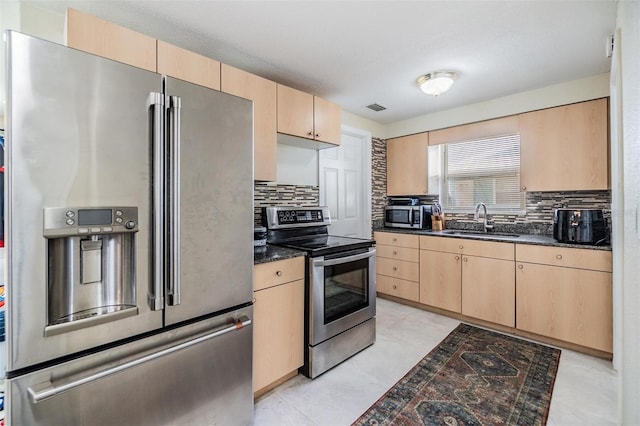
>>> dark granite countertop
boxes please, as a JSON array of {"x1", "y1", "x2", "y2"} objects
[
  {"x1": 373, "y1": 227, "x2": 612, "y2": 251},
  {"x1": 253, "y1": 245, "x2": 306, "y2": 265}
]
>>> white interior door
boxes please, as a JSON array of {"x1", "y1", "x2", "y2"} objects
[{"x1": 319, "y1": 126, "x2": 372, "y2": 238}]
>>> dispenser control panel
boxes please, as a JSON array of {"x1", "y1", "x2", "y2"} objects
[{"x1": 43, "y1": 207, "x2": 139, "y2": 238}]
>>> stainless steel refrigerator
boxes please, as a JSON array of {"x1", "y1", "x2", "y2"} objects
[{"x1": 3, "y1": 31, "x2": 254, "y2": 425}]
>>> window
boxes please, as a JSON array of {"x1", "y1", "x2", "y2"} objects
[{"x1": 428, "y1": 134, "x2": 525, "y2": 213}]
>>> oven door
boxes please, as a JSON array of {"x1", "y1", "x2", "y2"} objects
[{"x1": 309, "y1": 247, "x2": 376, "y2": 346}]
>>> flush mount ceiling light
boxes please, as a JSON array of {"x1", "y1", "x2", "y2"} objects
[{"x1": 417, "y1": 71, "x2": 457, "y2": 97}]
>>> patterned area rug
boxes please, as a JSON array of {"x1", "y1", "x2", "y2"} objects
[{"x1": 353, "y1": 323, "x2": 561, "y2": 426}]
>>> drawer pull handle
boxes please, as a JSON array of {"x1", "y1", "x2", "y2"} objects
[
  {"x1": 518, "y1": 264, "x2": 523, "y2": 270},
  {"x1": 393, "y1": 285, "x2": 397, "y2": 290},
  {"x1": 455, "y1": 256, "x2": 460, "y2": 261},
  {"x1": 556, "y1": 254, "x2": 562, "y2": 260},
  {"x1": 392, "y1": 266, "x2": 398, "y2": 271},
  {"x1": 521, "y1": 186, "x2": 527, "y2": 191},
  {"x1": 459, "y1": 245, "x2": 463, "y2": 250},
  {"x1": 393, "y1": 251, "x2": 398, "y2": 255},
  {"x1": 276, "y1": 270, "x2": 283, "y2": 276},
  {"x1": 392, "y1": 238, "x2": 397, "y2": 242},
  {"x1": 463, "y1": 257, "x2": 468, "y2": 262}
]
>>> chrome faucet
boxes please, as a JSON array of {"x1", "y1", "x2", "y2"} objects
[{"x1": 474, "y1": 202, "x2": 494, "y2": 233}]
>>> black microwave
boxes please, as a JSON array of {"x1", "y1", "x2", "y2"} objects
[{"x1": 384, "y1": 205, "x2": 433, "y2": 229}]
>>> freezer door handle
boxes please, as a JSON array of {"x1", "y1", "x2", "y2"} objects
[
  {"x1": 168, "y1": 95, "x2": 182, "y2": 306},
  {"x1": 27, "y1": 315, "x2": 252, "y2": 403},
  {"x1": 148, "y1": 92, "x2": 165, "y2": 310}
]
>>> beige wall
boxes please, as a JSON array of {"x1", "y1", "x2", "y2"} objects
[
  {"x1": 612, "y1": 1, "x2": 640, "y2": 423},
  {"x1": 0, "y1": 3, "x2": 64, "y2": 123},
  {"x1": 342, "y1": 110, "x2": 386, "y2": 140},
  {"x1": 20, "y1": 3, "x2": 65, "y2": 44}
]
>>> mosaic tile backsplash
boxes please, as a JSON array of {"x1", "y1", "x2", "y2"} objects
[
  {"x1": 254, "y1": 182, "x2": 319, "y2": 225},
  {"x1": 371, "y1": 138, "x2": 387, "y2": 224},
  {"x1": 442, "y1": 190, "x2": 612, "y2": 235},
  {"x1": 253, "y1": 138, "x2": 610, "y2": 236}
]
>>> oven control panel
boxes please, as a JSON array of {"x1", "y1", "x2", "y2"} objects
[{"x1": 264, "y1": 206, "x2": 331, "y2": 229}]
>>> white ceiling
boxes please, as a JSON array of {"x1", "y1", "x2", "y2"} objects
[{"x1": 25, "y1": 0, "x2": 617, "y2": 124}]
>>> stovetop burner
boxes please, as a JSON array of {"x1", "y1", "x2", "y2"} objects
[
  {"x1": 263, "y1": 206, "x2": 375, "y2": 257},
  {"x1": 277, "y1": 235, "x2": 375, "y2": 256}
]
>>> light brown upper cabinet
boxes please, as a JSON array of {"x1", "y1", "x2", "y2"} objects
[
  {"x1": 66, "y1": 8, "x2": 156, "y2": 72},
  {"x1": 386, "y1": 133, "x2": 429, "y2": 196},
  {"x1": 429, "y1": 116, "x2": 519, "y2": 145},
  {"x1": 277, "y1": 84, "x2": 341, "y2": 146},
  {"x1": 222, "y1": 64, "x2": 277, "y2": 181},
  {"x1": 519, "y1": 98, "x2": 609, "y2": 191},
  {"x1": 157, "y1": 41, "x2": 220, "y2": 90}
]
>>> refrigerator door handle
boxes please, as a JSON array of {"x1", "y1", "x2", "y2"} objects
[
  {"x1": 168, "y1": 95, "x2": 182, "y2": 306},
  {"x1": 27, "y1": 315, "x2": 252, "y2": 403},
  {"x1": 149, "y1": 92, "x2": 165, "y2": 311}
]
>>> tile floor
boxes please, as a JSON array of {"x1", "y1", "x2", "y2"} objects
[{"x1": 253, "y1": 297, "x2": 618, "y2": 425}]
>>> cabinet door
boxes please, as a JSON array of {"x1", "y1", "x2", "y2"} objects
[
  {"x1": 429, "y1": 115, "x2": 519, "y2": 145},
  {"x1": 516, "y1": 262, "x2": 612, "y2": 352},
  {"x1": 462, "y1": 256, "x2": 515, "y2": 327},
  {"x1": 222, "y1": 64, "x2": 277, "y2": 181},
  {"x1": 313, "y1": 96, "x2": 341, "y2": 145},
  {"x1": 277, "y1": 84, "x2": 314, "y2": 139},
  {"x1": 519, "y1": 98, "x2": 609, "y2": 191},
  {"x1": 66, "y1": 8, "x2": 156, "y2": 72},
  {"x1": 386, "y1": 133, "x2": 429, "y2": 196},
  {"x1": 157, "y1": 41, "x2": 220, "y2": 90},
  {"x1": 253, "y1": 279, "x2": 304, "y2": 393},
  {"x1": 419, "y1": 250, "x2": 461, "y2": 313}
]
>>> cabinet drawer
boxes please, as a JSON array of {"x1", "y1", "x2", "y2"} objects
[
  {"x1": 254, "y1": 257, "x2": 305, "y2": 291},
  {"x1": 376, "y1": 245, "x2": 419, "y2": 263},
  {"x1": 516, "y1": 244, "x2": 612, "y2": 272},
  {"x1": 374, "y1": 232, "x2": 419, "y2": 249},
  {"x1": 376, "y1": 257, "x2": 419, "y2": 282},
  {"x1": 420, "y1": 236, "x2": 513, "y2": 260},
  {"x1": 377, "y1": 275, "x2": 419, "y2": 301},
  {"x1": 419, "y1": 236, "x2": 462, "y2": 253},
  {"x1": 461, "y1": 239, "x2": 514, "y2": 260}
]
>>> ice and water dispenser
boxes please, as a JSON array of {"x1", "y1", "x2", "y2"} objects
[{"x1": 43, "y1": 207, "x2": 140, "y2": 336}]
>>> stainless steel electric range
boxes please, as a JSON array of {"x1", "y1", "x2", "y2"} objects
[{"x1": 263, "y1": 206, "x2": 376, "y2": 378}]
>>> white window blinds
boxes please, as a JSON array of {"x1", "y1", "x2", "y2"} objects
[{"x1": 428, "y1": 134, "x2": 525, "y2": 213}]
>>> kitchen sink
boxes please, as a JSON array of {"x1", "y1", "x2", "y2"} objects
[{"x1": 439, "y1": 230, "x2": 520, "y2": 238}]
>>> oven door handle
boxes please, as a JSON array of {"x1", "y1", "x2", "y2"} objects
[{"x1": 313, "y1": 249, "x2": 375, "y2": 267}]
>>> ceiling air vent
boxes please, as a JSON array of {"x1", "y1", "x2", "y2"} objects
[{"x1": 366, "y1": 103, "x2": 387, "y2": 112}]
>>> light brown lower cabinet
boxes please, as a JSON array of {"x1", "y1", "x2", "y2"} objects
[
  {"x1": 516, "y1": 261, "x2": 612, "y2": 353},
  {"x1": 461, "y1": 256, "x2": 515, "y2": 327},
  {"x1": 419, "y1": 236, "x2": 515, "y2": 327},
  {"x1": 419, "y1": 249, "x2": 461, "y2": 313},
  {"x1": 253, "y1": 257, "x2": 305, "y2": 395}
]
